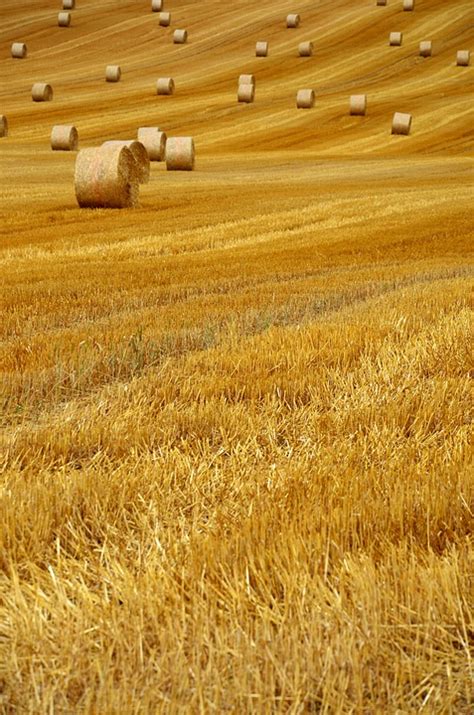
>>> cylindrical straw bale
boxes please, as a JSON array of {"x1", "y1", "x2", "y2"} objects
[
  {"x1": 298, "y1": 41, "x2": 313, "y2": 57},
  {"x1": 51, "y1": 125, "x2": 78, "y2": 151},
  {"x1": 159, "y1": 12, "x2": 171, "y2": 26},
  {"x1": 376, "y1": 1, "x2": 387, "y2": 6},
  {"x1": 166, "y1": 137, "x2": 195, "y2": 171},
  {"x1": 256, "y1": 41, "x2": 268, "y2": 57},
  {"x1": 137, "y1": 127, "x2": 167, "y2": 161},
  {"x1": 389, "y1": 32, "x2": 403, "y2": 46},
  {"x1": 63, "y1": 0, "x2": 75, "y2": 9},
  {"x1": 237, "y1": 83, "x2": 255, "y2": 103},
  {"x1": 11, "y1": 42, "x2": 27, "y2": 59},
  {"x1": 58, "y1": 12, "x2": 71, "y2": 27},
  {"x1": 106, "y1": 65, "x2": 121, "y2": 82},
  {"x1": 32, "y1": 83, "x2": 53, "y2": 102},
  {"x1": 391, "y1": 112, "x2": 412, "y2": 135},
  {"x1": 287, "y1": 14, "x2": 300, "y2": 28},
  {"x1": 75, "y1": 145, "x2": 139, "y2": 208},
  {"x1": 456, "y1": 50, "x2": 470, "y2": 66},
  {"x1": 296, "y1": 89, "x2": 315, "y2": 109},
  {"x1": 419, "y1": 41, "x2": 432, "y2": 57},
  {"x1": 350, "y1": 94, "x2": 367, "y2": 116},
  {"x1": 151, "y1": 0, "x2": 163, "y2": 10},
  {"x1": 0, "y1": 116, "x2": 8, "y2": 138},
  {"x1": 156, "y1": 77, "x2": 175, "y2": 95},
  {"x1": 102, "y1": 140, "x2": 150, "y2": 183},
  {"x1": 239, "y1": 74, "x2": 255, "y2": 86},
  {"x1": 173, "y1": 29, "x2": 187, "y2": 44},
  {"x1": 403, "y1": 0, "x2": 414, "y2": 10}
]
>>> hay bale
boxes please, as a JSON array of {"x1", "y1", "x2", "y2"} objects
[
  {"x1": 32, "y1": 83, "x2": 53, "y2": 101},
  {"x1": 376, "y1": 1, "x2": 387, "y2": 5},
  {"x1": 51, "y1": 125, "x2": 78, "y2": 151},
  {"x1": 166, "y1": 137, "x2": 195, "y2": 171},
  {"x1": 238, "y1": 83, "x2": 255, "y2": 103},
  {"x1": 174, "y1": 29, "x2": 187, "y2": 44},
  {"x1": 75, "y1": 144, "x2": 139, "y2": 208},
  {"x1": 239, "y1": 74, "x2": 255, "y2": 86},
  {"x1": 105, "y1": 65, "x2": 121, "y2": 82},
  {"x1": 298, "y1": 41, "x2": 313, "y2": 57},
  {"x1": 391, "y1": 112, "x2": 412, "y2": 135},
  {"x1": 137, "y1": 127, "x2": 167, "y2": 161},
  {"x1": 0, "y1": 116, "x2": 8, "y2": 137},
  {"x1": 63, "y1": 0, "x2": 75, "y2": 9},
  {"x1": 58, "y1": 12, "x2": 71, "y2": 27},
  {"x1": 159, "y1": 12, "x2": 171, "y2": 26},
  {"x1": 287, "y1": 14, "x2": 300, "y2": 28},
  {"x1": 151, "y1": 0, "x2": 163, "y2": 10},
  {"x1": 456, "y1": 50, "x2": 470, "y2": 66},
  {"x1": 256, "y1": 41, "x2": 268, "y2": 57},
  {"x1": 389, "y1": 32, "x2": 403, "y2": 46},
  {"x1": 157, "y1": 77, "x2": 175, "y2": 95},
  {"x1": 350, "y1": 94, "x2": 367, "y2": 116},
  {"x1": 11, "y1": 42, "x2": 27, "y2": 59},
  {"x1": 419, "y1": 41, "x2": 432, "y2": 57},
  {"x1": 403, "y1": 0, "x2": 414, "y2": 10},
  {"x1": 102, "y1": 140, "x2": 150, "y2": 183},
  {"x1": 296, "y1": 89, "x2": 315, "y2": 109}
]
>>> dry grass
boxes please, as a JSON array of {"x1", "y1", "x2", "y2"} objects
[{"x1": 0, "y1": 0, "x2": 473, "y2": 712}]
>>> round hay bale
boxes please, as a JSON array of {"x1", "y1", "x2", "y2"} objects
[
  {"x1": 32, "y1": 83, "x2": 53, "y2": 102},
  {"x1": 151, "y1": 0, "x2": 163, "y2": 10},
  {"x1": 63, "y1": 0, "x2": 75, "y2": 9},
  {"x1": 296, "y1": 89, "x2": 315, "y2": 109},
  {"x1": 159, "y1": 12, "x2": 171, "y2": 27},
  {"x1": 239, "y1": 74, "x2": 255, "y2": 86},
  {"x1": 11, "y1": 42, "x2": 27, "y2": 59},
  {"x1": 75, "y1": 144, "x2": 139, "y2": 208},
  {"x1": 298, "y1": 41, "x2": 313, "y2": 57},
  {"x1": 165, "y1": 137, "x2": 195, "y2": 171},
  {"x1": 238, "y1": 83, "x2": 255, "y2": 103},
  {"x1": 391, "y1": 112, "x2": 412, "y2": 135},
  {"x1": 456, "y1": 50, "x2": 470, "y2": 66},
  {"x1": 58, "y1": 12, "x2": 71, "y2": 27},
  {"x1": 419, "y1": 41, "x2": 432, "y2": 58},
  {"x1": 137, "y1": 127, "x2": 167, "y2": 161},
  {"x1": 256, "y1": 41, "x2": 268, "y2": 57},
  {"x1": 105, "y1": 65, "x2": 121, "y2": 82},
  {"x1": 389, "y1": 32, "x2": 403, "y2": 46},
  {"x1": 51, "y1": 125, "x2": 78, "y2": 151},
  {"x1": 174, "y1": 29, "x2": 188, "y2": 44},
  {"x1": 157, "y1": 77, "x2": 175, "y2": 95},
  {"x1": 350, "y1": 94, "x2": 367, "y2": 116},
  {"x1": 403, "y1": 0, "x2": 414, "y2": 10},
  {"x1": 0, "y1": 116, "x2": 8, "y2": 138},
  {"x1": 287, "y1": 14, "x2": 300, "y2": 28},
  {"x1": 102, "y1": 140, "x2": 150, "y2": 184},
  {"x1": 376, "y1": 1, "x2": 387, "y2": 6}
]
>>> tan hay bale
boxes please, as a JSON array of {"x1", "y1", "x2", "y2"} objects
[
  {"x1": 296, "y1": 89, "x2": 315, "y2": 109},
  {"x1": 0, "y1": 116, "x2": 8, "y2": 137},
  {"x1": 11, "y1": 42, "x2": 27, "y2": 59},
  {"x1": 58, "y1": 12, "x2": 71, "y2": 27},
  {"x1": 298, "y1": 41, "x2": 313, "y2": 57},
  {"x1": 105, "y1": 65, "x2": 121, "y2": 82},
  {"x1": 376, "y1": 1, "x2": 387, "y2": 5},
  {"x1": 237, "y1": 83, "x2": 255, "y2": 103},
  {"x1": 32, "y1": 83, "x2": 53, "y2": 102},
  {"x1": 156, "y1": 77, "x2": 175, "y2": 95},
  {"x1": 391, "y1": 112, "x2": 412, "y2": 135},
  {"x1": 166, "y1": 137, "x2": 195, "y2": 171},
  {"x1": 173, "y1": 29, "x2": 187, "y2": 44},
  {"x1": 51, "y1": 125, "x2": 78, "y2": 151},
  {"x1": 137, "y1": 127, "x2": 167, "y2": 161},
  {"x1": 159, "y1": 12, "x2": 171, "y2": 26},
  {"x1": 63, "y1": 0, "x2": 75, "y2": 9},
  {"x1": 256, "y1": 41, "x2": 268, "y2": 57},
  {"x1": 403, "y1": 0, "x2": 414, "y2": 10},
  {"x1": 456, "y1": 50, "x2": 470, "y2": 66},
  {"x1": 102, "y1": 140, "x2": 150, "y2": 184},
  {"x1": 419, "y1": 41, "x2": 432, "y2": 57},
  {"x1": 239, "y1": 74, "x2": 255, "y2": 86},
  {"x1": 350, "y1": 94, "x2": 367, "y2": 116},
  {"x1": 287, "y1": 14, "x2": 300, "y2": 28},
  {"x1": 151, "y1": 0, "x2": 163, "y2": 10},
  {"x1": 75, "y1": 145, "x2": 139, "y2": 208},
  {"x1": 389, "y1": 32, "x2": 403, "y2": 46}
]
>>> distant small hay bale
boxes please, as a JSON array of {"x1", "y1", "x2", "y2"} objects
[
  {"x1": 298, "y1": 41, "x2": 313, "y2": 57},
  {"x1": 391, "y1": 112, "x2": 412, "y2": 135},
  {"x1": 389, "y1": 32, "x2": 403, "y2": 46},
  {"x1": 419, "y1": 41, "x2": 432, "y2": 58},
  {"x1": 151, "y1": 0, "x2": 163, "y2": 10},
  {"x1": 350, "y1": 94, "x2": 367, "y2": 116},
  {"x1": 63, "y1": 0, "x2": 75, "y2": 9},
  {"x1": 51, "y1": 125, "x2": 78, "y2": 151},
  {"x1": 287, "y1": 14, "x2": 300, "y2": 28},
  {"x1": 156, "y1": 77, "x2": 175, "y2": 95},
  {"x1": 102, "y1": 140, "x2": 150, "y2": 184},
  {"x1": 237, "y1": 83, "x2": 255, "y2": 103},
  {"x1": 403, "y1": 0, "x2": 414, "y2": 10},
  {"x1": 239, "y1": 74, "x2": 255, "y2": 86},
  {"x1": 106, "y1": 65, "x2": 121, "y2": 82},
  {"x1": 173, "y1": 29, "x2": 187, "y2": 44},
  {"x1": 11, "y1": 42, "x2": 27, "y2": 59},
  {"x1": 75, "y1": 144, "x2": 139, "y2": 208},
  {"x1": 376, "y1": 0, "x2": 387, "y2": 5},
  {"x1": 256, "y1": 41, "x2": 268, "y2": 57},
  {"x1": 32, "y1": 82, "x2": 53, "y2": 102},
  {"x1": 166, "y1": 137, "x2": 195, "y2": 171},
  {"x1": 0, "y1": 116, "x2": 8, "y2": 137},
  {"x1": 137, "y1": 127, "x2": 167, "y2": 161},
  {"x1": 456, "y1": 50, "x2": 470, "y2": 66},
  {"x1": 58, "y1": 12, "x2": 71, "y2": 27},
  {"x1": 296, "y1": 89, "x2": 315, "y2": 109},
  {"x1": 159, "y1": 12, "x2": 171, "y2": 26}
]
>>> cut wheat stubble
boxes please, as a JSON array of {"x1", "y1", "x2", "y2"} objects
[
  {"x1": 75, "y1": 144, "x2": 139, "y2": 208},
  {"x1": 391, "y1": 112, "x2": 412, "y2": 135},
  {"x1": 11, "y1": 42, "x2": 27, "y2": 59},
  {"x1": 51, "y1": 125, "x2": 78, "y2": 151},
  {"x1": 102, "y1": 141, "x2": 150, "y2": 184},
  {"x1": 105, "y1": 65, "x2": 121, "y2": 82},
  {"x1": 165, "y1": 137, "x2": 195, "y2": 171},
  {"x1": 0, "y1": 116, "x2": 8, "y2": 137},
  {"x1": 32, "y1": 83, "x2": 53, "y2": 102},
  {"x1": 137, "y1": 127, "x2": 167, "y2": 161},
  {"x1": 296, "y1": 89, "x2": 315, "y2": 109},
  {"x1": 350, "y1": 95, "x2": 367, "y2": 116},
  {"x1": 256, "y1": 41, "x2": 268, "y2": 57}
]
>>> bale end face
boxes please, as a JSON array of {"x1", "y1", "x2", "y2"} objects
[
  {"x1": 174, "y1": 29, "x2": 188, "y2": 44},
  {"x1": 159, "y1": 12, "x2": 171, "y2": 26},
  {"x1": 166, "y1": 137, "x2": 195, "y2": 171},
  {"x1": 75, "y1": 145, "x2": 139, "y2": 209},
  {"x1": 0, "y1": 116, "x2": 8, "y2": 137},
  {"x1": 106, "y1": 65, "x2": 121, "y2": 82},
  {"x1": 419, "y1": 41, "x2": 432, "y2": 58},
  {"x1": 389, "y1": 32, "x2": 403, "y2": 46},
  {"x1": 256, "y1": 41, "x2": 268, "y2": 57},
  {"x1": 298, "y1": 41, "x2": 313, "y2": 57},
  {"x1": 286, "y1": 14, "x2": 300, "y2": 28},
  {"x1": 391, "y1": 112, "x2": 412, "y2": 135},
  {"x1": 237, "y1": 83, "x2": 255, "y2": 103},
  {"x1": 32, "y1": 83, "x2": 53, "y2": 102},
  {"x1": 51, "y1": 125, "x2": 79, "y2": 151},
  {"x1": 296, "y1": 89, "x2": 315, "y2": 109},
  {"x1": 11, "y1": 42, "x2": 27, "y2": 59},
  {"x1": 137, "y1": 127, "x2": 167, "y2": 162},
  {"x1": 157, "y1": 78, "x2": 175, "y2": 95},
  {"x1": 58, "y1": 12, "x2": 71, "y2": 27},
  {"x1": 350, "y1": 95, "x2": 367, "y2": 116},
  {"x1": 456, "y1": 50, "x2": 470, "y2": 66}
]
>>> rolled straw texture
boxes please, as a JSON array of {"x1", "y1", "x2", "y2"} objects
[
  {"x1": 173, "y1": 29, "x2": 187, "y2": 44},
  {"x1": 151, "y1": 0, "x2": 163, "y2": 11},
  {"x1": 159, "y1": 12, "x2": 171, "y2": 26},
  {"x1": 75, "y1": 145, "x2": 139, "y2": 208},
  {"x1": 287, "y1": 14, "x2": 300, "y2": 28},
  {"x1": 238, "y1": 84, "x2": 255, "y2": 103},
  {"x1": 0, "y1": 116, "x2": 8, "y2": 137},
  {"x1": 391, "y1": 112, "x2": 412, "y2": 135},
  {"x1": 137, "y1": 127, "x2": 167, "y2": 161},
  {"x1": 58, "y1": 12, "x2": 71, "y2": 27},
  {"x1": 157, "y1": 77, "x2": 175, "y2": 95},
  {"x1": 456, "y1": 50, "x2": 470, "y2": 66},
  {"x1": 298, "y1": 41, "x2": 313, "y2": 57},
  {"x1": 350, "y1": 94, "x2": 367, "y2": 116},
  {"x1": 403, "y1": 0, "x2": 414, "y2": 10},
  {"x1": 296, "y1": 89, "x2": 315, "y2": 108},
  {"x1": 376, "y1": 0, "x2": 387, "y2": 5},
  {"x1": 256, "y1": 41, "x2": 268, "y2": 57},
  {"x1": 419, "y1": 41, "x2": 432, "y2": 57},
  {"x1": 239, "y1": 74, "x2": 255, "y2": 86},
  {"x1": 102, "y1": 140, "x2": 150, "y2": 183},
  {"x1": 51, "y1": 125, "x2": 78, "y2": 151},
  {"x1": 11, "y1": 42, "x2": 27, "y2": 59},
  {"x1": 165, "y1": 137, "x2": 195, "y2": 171},
  {"x1": 32, "y1": 83, "x2": 53, "y2": 101},
  {"x1": 63, "y1": 0, "x2": 75, "y2": 9},
  {"x1": 106, "y1": 65, "x2": 121, "y2": 82},
  {"x1": 389, "y1": 32, "x2": 403, "y2": 46}
]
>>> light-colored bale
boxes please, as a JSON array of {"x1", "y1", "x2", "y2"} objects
[
  {"x1": 350, "y1": 94, "x2": 367, "y2": 116},
  {"x1": 456, "y1": 50, "x2": 470, "y2": 66},
  {"x1": 298, "y1": 41, "x2": 313, "y2": 57},
  {"x1": 58, "y1": 12, "x2": 71, "y2": 27},
  {"x1": 151, "y1": 0, "x2": 163, "y2": 10},
  {"x1": 75, "y1": 145, "x2": 139, "y2": 208},
  {"x1": 296, "y1": 89, "x2": 315, "y2": 109},
  {"x1": 403, "y1": 0, "x2": 414, "y2": 10},
  {"x1": 51, "y1": 125, "x2": 78, "y2": 151},
  {"x1": 156, "y1": 77, "x2": 175, "y2": 95},
  {"x1": 0, "y1": 116, "x2": 8, "y2": 137},
  {"x1": 173, "y1": 29, "x2": 187, "y2": 44},
  {"x1": 159, "y1": 12, "x2": 171, "y2": 26},
  {"x1": 419, "y1": 41, "x2": 432, "y2": 57},
  {"x1": 102, "y1": 140, "x2": 150, "y2": 184},
  {"x1": 11, "y1": 42, "x2": 27, "y2": 59},
  {"x1": 63, "y1": 0, "x2": 75, "y2": 9},
  {"x1": 391, "y1": 112, "x2": 412, "y2": 135},
  {"x1": 239, "y1": 74, "x2": 255, "y2": 86},
  {"x1": 256, "y1": 41, "x2": 268, "y2": 57},
  {"x1": 237, "y1": 83, "x2": 255, "y2": 103},
  {"x1": 137, "y1": 127, "x2": 167, "y2": 161},
  {"x1": 32, "y1": 83, "x2": 53, "y2": 102},
  {"x1": 166, "y1": 137, "x2": 195, "y2": 171},
  {"x1": 286, "y1": 14, "x2": 300, "y2": 28},
  {"x1": 105, "y1": 65, "x2": 121, "y2": 82},
  {"x1": 376, "y1": 1, "x2": 387, "y2": 6},
  {"x1": 389, "y1": 32, "x2": 403, "y2": 46}
]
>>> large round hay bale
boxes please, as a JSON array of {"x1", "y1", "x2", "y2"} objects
[
  {"x1": 157, "y1": 77, "x2": 175, "y2": 95},
  {"x1": 63, "y1": 0, "x2": 75, "y2": 9},
  {"x1": 159, "y1": 12, "x2": 171, "y2": 26},
  {"x1": 419, "y1": 41, "x2": 432, "y2": 58},
  {"x1": 298, "y1": 41, "x2": 313, "y2": 57},
  {"x1": 51, "y1": 125, "x2": 78, "y2": 151},
  {"x1": 403, "y1": 0, "x2": 414, "y2": 10},
  {"x1": 105, "y1": 65, "x2": 121, "y2": 82},
  {"x1": 286, "y1": 14, "x2": 300, "y2": 28},
  {"x1": 296, "y1": 89, "x2": 315, "y2": 109},
  {"x1": 151, "y1": 0, "x2": 163, "y2": 10},
  {"x1": 256, "y1": 41, "x2": 268, "y2": 57},
  {"x1": 237, "y1": 83, "x2": 255, "y2": 103},
  {"x1": 391, "y1": 112, "x2": 412, "y2": 135},
  {"x1": 11, "y1": 42, "x2": 27, "y2": 59},
  {"x1": 165, "y1": 137, "x2": 195, "y2": 171},
  {"x1": 75, "y1": 145, "x2": 139, "y2": 208},
  {"x1": 350, "y1": 94, "x2": 367, "y2": 116},
  {"x1": 389, "y1": 32, "x2": 403, "y2": 46},
  {"x1": 239, "y1": 74, "x2": 255, "y2": 86},
  {"x1": 174, "y1": 29, "x2": 187, "y2": 44},
  {"x1": 456, "y1": 50, "x2": 470, "y2": 66},
  {"x1": 102, "y1": 140, "x2": 150, "y2": 183},
  {"x1": 137, "y1": 127, "x2": 167, "y2": 161},
  {"x1": 58, "y1": 12, "x2": 71, "y2": 27},
  {"x1": 32, "y1": 83, "x2": 53, "y2": 102},
  {"x1": 0, "y1": 116, "x2": 8, "y2": 137}
]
